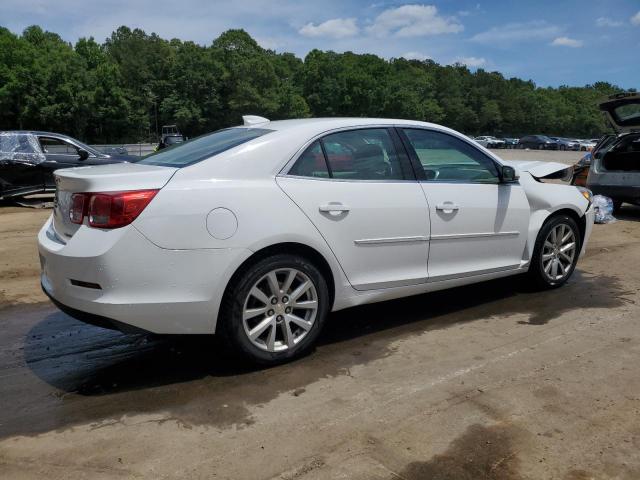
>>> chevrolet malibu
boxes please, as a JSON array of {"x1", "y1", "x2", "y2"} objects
[{"x1": 39, "y1": 117, "x2": 595, "y2": 364}]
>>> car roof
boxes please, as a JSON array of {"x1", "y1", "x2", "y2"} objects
[
  {"x1": 0, "y1": 130, "x2": 73, "y2": 137},
  {"x1": 239, "y1": 117, "x2": 464, "y2": 139}
]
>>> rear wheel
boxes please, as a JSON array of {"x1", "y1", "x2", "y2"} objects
[
  {"x1": 528, "y1": 214, "x2": 581, "y2": 289},
  {"x1": 220, "y1": 254, "x2": 329, "y2": 365},
  {"x1": 612, "y1": 200, "x2": 623, "y2": 213}
]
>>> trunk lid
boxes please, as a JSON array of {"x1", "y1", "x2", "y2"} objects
[
  {"x1": 599, "y1": 92, "x2": 640, "y2": 134},
  {"x1": 52, "y1": 163, "x2": 177, "y2": 241}
]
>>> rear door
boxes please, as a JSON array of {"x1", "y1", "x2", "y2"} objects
[
  {"x1": 399, "y1": 127, "x2": 529, "y2": 281},
  {"x1": 277, "y1": 127, "x2": 431, "y2": 291}
]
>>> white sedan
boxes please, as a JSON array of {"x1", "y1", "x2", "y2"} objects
[{"x1": 39, "y1": 116, "x2": 595, "y2": 364}]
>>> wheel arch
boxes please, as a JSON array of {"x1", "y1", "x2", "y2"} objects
[
  {"x1": 219, "y1": 242, "x2": 337, "y2": 322},
  {"x1": 525, "y1": 206, "x2": 587, "y2": 261},
  {"x1": 552, "y1": 207, "x2": 587, "y2": 244}
]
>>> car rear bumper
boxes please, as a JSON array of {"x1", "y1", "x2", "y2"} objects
[
  {"x1": 38, "y1": 216, "x2": 252, "y2": 334},
  {"x1": 587, "y1": 184, "x2": 640, "y2": 203}
]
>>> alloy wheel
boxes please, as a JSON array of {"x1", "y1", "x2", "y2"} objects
[
  {"x1": 541, "y1": 223, "x2": 576, "y2": 281},
  {"x1": 242, "y1": 268, "x2": 318, "y2": 352}
]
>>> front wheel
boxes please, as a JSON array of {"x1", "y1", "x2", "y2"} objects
[
  {"x1": 528, "y1": 214, "x2": 581, "y2": 289},
  {"x1": 220, "y1": 254, "x2": 330, "y2": 365}
]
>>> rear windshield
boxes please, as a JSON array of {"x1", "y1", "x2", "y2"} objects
[
  {"x1": 613, "y1": 102, "x2": 640, "y2": 127},
  {"x1": 139, "y1": 128, "x2": 272, "y2": 167}
]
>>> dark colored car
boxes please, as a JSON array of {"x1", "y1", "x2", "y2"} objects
[
  {"x1": 502, "y1": 138, "x2": 519, "y2": 149},
  {"x1": 517, "y1": 135, "x2": 559, "y2": 150},
  {"x1": 0, "y1": 131, "x2": 135, "y2": 199}
]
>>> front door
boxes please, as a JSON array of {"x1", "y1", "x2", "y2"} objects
[
  {"x1": 278, "y1": 128, "x2": 431, "y2": 291},
  {"x1": 399, "y1": 127, "x2": 529, "y2": 281}
]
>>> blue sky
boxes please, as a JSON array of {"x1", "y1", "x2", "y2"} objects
[{"x1": 2, "y1": 0, "x2": 639, "y2": 88}]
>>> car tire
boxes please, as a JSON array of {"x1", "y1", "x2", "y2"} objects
[
  {"x1": 528, "y1": 214, "x2": 581, "y2": 290},
  {"x1": 219, "y1": 253, "x2": 330, "y2": 365},
  {"x1": 612, "y1": 200, "x2": 623, "y2": 213}
]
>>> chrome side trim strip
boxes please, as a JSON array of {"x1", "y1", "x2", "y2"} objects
[
  {"x1": 354, "y1": 235, "x2": 430, "y2": 245},
  {"x1": 430, "y1": 231, "x2": 520, "y2": 241},
  {"x1": 352, "y1": 276, "x2": 428, "y2": 291}
]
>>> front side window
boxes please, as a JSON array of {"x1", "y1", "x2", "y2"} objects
[
  {"x1": 402, "y1": 129, "x2": 499, "y2": 183},
  {"x1": 39, "y1": 137, "x2": 82, "y2": 155},
  {"x1": 139, "y1": 127, "x2": 272, "y2": 167}
]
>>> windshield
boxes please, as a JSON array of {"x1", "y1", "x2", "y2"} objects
[{"x1": 139, "y1": 128, "x2": 273, "y2": 167}]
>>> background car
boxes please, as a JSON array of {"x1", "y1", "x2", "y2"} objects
[
  {"x1": 474, "y1": 136, "x2": 505, "y2": 148},
  {"x1": 576, "y1": 139, "x2": 598, "y2": 151},
  {"x1": 586, "y1": 92, "x2": 640, "y2": 211},
  {"x1": 550, "y1": 137, "x2": 580, "y2": 151},
  {"x1": 0, "y1": 131, "x2": 135, "y2": 199},
  {"x1": 39, "y1": 116, "x2": 594, "y2": 365},
  {"x1": 517, "y1": 135, "x2": 559, "y2": 150},
  {"x1": 157, "y1": 134, "x2": 185, "y2": 150},
  {"x1": 502, "y1": 138, "x2": 519, "y2": 149}
]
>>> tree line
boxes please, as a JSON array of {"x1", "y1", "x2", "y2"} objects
[{"x1": 0, "y1": 25, "x2": 630, "y2": 143}]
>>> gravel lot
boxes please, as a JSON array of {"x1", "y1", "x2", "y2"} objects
[{"x1": 1, "y1": 149, "x2": 639, "y2": 480}]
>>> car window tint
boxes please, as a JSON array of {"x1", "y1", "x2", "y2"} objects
[
  {"x1": 139, "y1": 127, "x2": 272, "y2": 167},
  {"x1": 320, "y1": 129, "x2": 404, "y2": 181},
  {"x1": 402, "y1": 129, "x2": 499, "y2": 183},
  {"x1": 39, "y1": 137, "x2": 79, "y2": 155},
  {"x1": 289, "y1": 141, "x2": 329, "y2": 178}
]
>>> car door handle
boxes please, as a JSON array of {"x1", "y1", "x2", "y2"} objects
[
  {"x1": 319, "y1": 203, "x2": 350, "y2": 213},
  {"x1": 436, "y1": 202, "x2": 460, "y2": 212}
]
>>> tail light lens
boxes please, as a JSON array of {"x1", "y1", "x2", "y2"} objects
[
  {"x1": 69, "y1": 193, "x2": 87, "y2": 224},
  {"x1": 69, "y1": 190, "x2": 158, "y2": 229}
]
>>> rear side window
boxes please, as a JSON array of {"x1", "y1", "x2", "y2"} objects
[
  {"x1": 288, "y1": 141, "x2": 329, "y2": 178},
  {"x1": 0, "y1": 134, "x2": 39, "y2": 153},
  {"x1": 322, "y1": 129, "x2": 404, "y2": 180},
  {"x1": 289, "y1": 128, "x2": 407, "y2": 181},
  {"x1": 139, "y1": 128, "x2": 272, "y2": 167}
]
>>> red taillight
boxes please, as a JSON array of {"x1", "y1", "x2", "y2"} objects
[
  {"x1": 69, "y1": 193, "x2": 87, "y2": 224},
  {"x1": 69, "y1": 190, "x2": 158, "y2": 229}
]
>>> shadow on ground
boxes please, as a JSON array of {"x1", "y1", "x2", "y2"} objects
[
  {"x1": 615, "y1": 204, "x2": 640, "y2": 222},
  {"x1": 1, "y1": 268, "x2": 631, "y2": 438}
]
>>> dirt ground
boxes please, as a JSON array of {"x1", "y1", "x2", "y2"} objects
[{"x1": 1, "y1": 149, "x2": 639, "y2": 479}]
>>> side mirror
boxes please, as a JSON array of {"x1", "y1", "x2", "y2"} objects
[
  {"x1": 501, "y1": 165, "x2": 519, "y2": 183},
  {"x1": 78, "y1": 149, "x2": 89, "y2": 161}
]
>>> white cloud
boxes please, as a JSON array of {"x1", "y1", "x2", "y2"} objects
[
  {"x1": 298, "y1": 18, "x2": 359, "y2": 38},
  {"x1": 453, "y1": 56, "x2": 486, "y2": 67},
  {"x1": 368, "y1": 4, "x2": 463, "y2": 37},
  {"x1": 471, "y1": 21, "x2": 561, "y2": 43},
  {"x1": 550, "y1": 36, "x2": 583, "y2": 48},
  {"x1": 632, "y1": 11, "x2": 640, "y2": 26},
  {"x1": 596, "y1": 17, "x2": 623, "y2": 28},
  {"x1": 402, "y1": 51, "x2": 429, "y2": 61}
]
